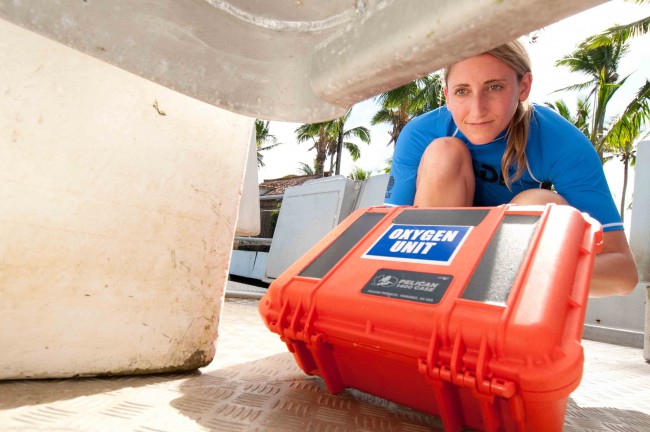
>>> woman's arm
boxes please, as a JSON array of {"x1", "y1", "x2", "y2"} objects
[
  {"x1": 511, "y1": 189, "x2": 638, "y2": 297},
  {"x1": 589, "y1": 230, "x2": 638, "y2": 297}
]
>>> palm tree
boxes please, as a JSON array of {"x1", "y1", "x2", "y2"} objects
[
  {"x1": 255, "y1": 119, "x2": 281, "y2": 168},
  {"x1": 295, "y1": 121, "x2": 330, "y2": 176},
  {"x1": 295, "y1": 108, "x2": 370, "y2": 176},
  {"x1": 544, "y1": 97, "x2": 591, "y2": 137},
  {"x1": 599, "y1": 80, "x2": 650, "y2": 220},
  {"x1": 327, "y1": 109, "x2": 371, "y2": 175},
  {"x1": 371, "y1": 73, "x2": 445, "y2": 146},
  {"x1": 555, "y1": 32, "x2": 630, "y2": 160},
  {"x1": 371, "y1": 107, "x2": 403, "y2": 147},
  {"x1": 414, "y1": 74, "x2": 446, "y2": 114},
  {"x1": 553, "y1": 2, "x2": 649, "y2": 216}
]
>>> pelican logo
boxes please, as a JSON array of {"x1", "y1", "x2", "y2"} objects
[
  {"x1": 362, "y1": 269, "x2": 453, "y2": 304},
  {"x1": 373, "y1": 274, "x2": 398, "y2": 287}
]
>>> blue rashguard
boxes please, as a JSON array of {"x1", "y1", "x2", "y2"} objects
[{"x1": 385, "y1": 104, "x2": 623, "y2": 232}]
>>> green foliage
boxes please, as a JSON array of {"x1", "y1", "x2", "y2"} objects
[
  {"x1": 600, "y1": 80, "x2": 650, "y2": 219},
  {"x1": 270, "y1": 202, "x2": 281, "y2": 232},
  {"x1": 297, "y1": 161, "x2": 316, "y2": 175},
  {"x1": 594, "y1": 13, "x2": 649, "y2": 44},
  {"x1": 255, "y1": 119, "x2": 281, "y2": 168},
  {"x1": 552, "y1": 4, "x2": 649, "y2": 218},
  {"x1": 371, "y1": 73, "x2": 445, "y2": 146},
  {"x1": 554, "y1": 29, "x2": 633, "y2": 160},
  {"x1": 347, "y1": 166, "x2": 373, "y2": 181},
  {"x1": 544, "y1": 97, "x2": 591, "y2": 136},
  {"x1": 295, "y1": 122, "x2": 329, "y2": 175},
  {"x1": 383, "y1": 158, "x2": 393, "y2": 174},
  {"x1": 295, "y1": 108, "x2": 371, "y2": 176}
]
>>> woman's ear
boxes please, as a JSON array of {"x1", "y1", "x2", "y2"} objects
[{"x1": 519, "y1": 72, "x2": 532, "y2": 101}]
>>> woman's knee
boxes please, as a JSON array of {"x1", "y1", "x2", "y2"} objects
[
  {"x1": 415, "y1": 137, "x2": 475, "y2": 207},
  {"x1": 511, "y1": 188, "x2": 568, "y2": 205},
  {"x1": 419, "y1": 137, "x2": 472, "y2": 175}
]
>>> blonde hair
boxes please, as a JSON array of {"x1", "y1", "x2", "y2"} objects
[{"x1": 444, "y1": 40, "x2": 533, "y2": 189}]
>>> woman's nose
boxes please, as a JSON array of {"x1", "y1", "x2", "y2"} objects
[{"x1": 469, "y1": 93, "x2": 488, "y2": 117}]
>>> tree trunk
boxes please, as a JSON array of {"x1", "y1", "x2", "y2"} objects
[
  {"x1": 335, "y1": 129, "x2": 343, "y2": 175},
  {"x1": 316, "y1": 132, "x2": 327, "y2": 176},
  {"x1": 316, "y1": 149, "x2": 326, "y2": 176},
  {"x1": 620, "y1": 156, "x2": 629, "y2": 222}
]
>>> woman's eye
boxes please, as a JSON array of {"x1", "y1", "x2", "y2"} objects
[
  {"x1": 488, "y1": 84, "x2": 503, "y2": 91},
  {"x1": 454, "y1": 88, "x2": 468, "y2": 96}
]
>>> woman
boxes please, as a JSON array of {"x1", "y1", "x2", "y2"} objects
[{"x1": 385, "y1": 39, "x2": 637, "y2": 297}]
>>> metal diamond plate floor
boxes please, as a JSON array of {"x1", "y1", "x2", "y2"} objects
[{"x1": 1, "y1": 297, "x2": 649, "y2": 431}]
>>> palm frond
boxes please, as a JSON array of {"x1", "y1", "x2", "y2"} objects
[
  {"x1": 551, "y1": 81, "x2": 594, "y2": 94},
  {"x1": 544, "y1": 100, "x2": 572, "y2": 120},
  {"x1": 295, "y1": 122, "x2": 328, "y2": 142},
  {"x1": 374, "y1": 81, "x2": 419, "y2": 109},
  {"x1": 297, "y1": 162, "x2": 315, "y2": 175},
  {"x1": 598, "y1": 80, "x2": 650, "y2": 147},
  {"x1": 598, "y1": 15, "x2": 650, "y2": 45},
  {"x1": 370, "y1": 107, "x2": 400, "y2": 125},
  {"x1": 255, "y1": 119, "x2": 282, "y2": 168},
  {"x1": 344, "y1": 126, "x2": 371, "y2": 144},
  {"x1": 343, "y1": 142, "x2": 361, "y2": 161}
]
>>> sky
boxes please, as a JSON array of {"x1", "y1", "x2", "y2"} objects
[{"x1": 257, "y1": 0, "x2": 650, "y2": 227}]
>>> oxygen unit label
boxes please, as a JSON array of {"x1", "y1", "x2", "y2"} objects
[
  {"x1": 362, "y1": 224, "x2": 471, "y2": 265},
  {"x1": 362, "y1": 269, "x2": 452, "y2": 304}
]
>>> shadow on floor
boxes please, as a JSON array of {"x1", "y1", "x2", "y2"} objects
[
  {"x1": 171, "y1": 352, "x2": 650, "y2": 432},
  {"x1": 172, "y1": 352, "x2": 444, "y2": 432}
]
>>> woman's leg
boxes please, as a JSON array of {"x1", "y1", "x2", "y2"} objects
[
  {"x1": 414, "y1": 137, "x2": 475, "y2": 207},
  {"x1": 510, "y1": 188, "x2": 568, "y2": 205}
]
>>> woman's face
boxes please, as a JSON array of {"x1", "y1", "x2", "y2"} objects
[{"x1": 444, "y1": 53, "x2": 532, "y2": 145}]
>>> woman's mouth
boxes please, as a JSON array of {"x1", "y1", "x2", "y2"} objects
[{"x1": 468, "y1": 120, "x2": 492, "y2": 127}]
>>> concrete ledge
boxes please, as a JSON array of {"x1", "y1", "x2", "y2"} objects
[
  {"x1": 225, "y1": 291, "x2": 264, "y2": 300},
  {"x1": 583, "y1": 324, "x2": 644, "y2": 349},
  {"x1": 225, "y1": 279, "x2": 267, "y2": 301}
]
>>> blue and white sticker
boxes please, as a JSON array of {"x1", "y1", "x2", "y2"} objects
[{"x1": 363, "y1": 224, "x2": 471, "y2": 265}]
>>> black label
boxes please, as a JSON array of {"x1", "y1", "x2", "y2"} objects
[{"x1": 362, "y1": 269, "x2": 452, "y2": 304}]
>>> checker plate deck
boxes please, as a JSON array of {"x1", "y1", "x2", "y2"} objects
[{"x1": 1, "y1": 297, "x2": 649, "y2": 431}]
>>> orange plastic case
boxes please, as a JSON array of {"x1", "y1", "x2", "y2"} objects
[{"x1": 259, "y1": 204, "x2": 602, "y2": 431}]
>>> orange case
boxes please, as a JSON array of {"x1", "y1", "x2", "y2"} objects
[{"x1": 259, "y1": 204, "x2": 602, "y2": 431}]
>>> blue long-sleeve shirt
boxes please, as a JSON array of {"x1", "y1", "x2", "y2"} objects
[{"x1": 385, "y1": 104, "x2": 623, "y2": 232}]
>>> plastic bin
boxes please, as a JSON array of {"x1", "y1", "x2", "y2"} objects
[{"x1": 259, "y1": 204, "x2": 601, "y2": 431}]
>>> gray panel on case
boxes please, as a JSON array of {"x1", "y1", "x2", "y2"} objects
[
  {"x1": 299, "y1": 212, "x2": 385, "y2": 279},
  {"x1": 461, "y1": 215, "x2": 539, "y2": 305}
]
